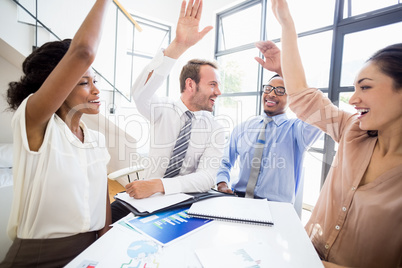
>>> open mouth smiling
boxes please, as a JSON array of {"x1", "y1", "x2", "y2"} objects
[
  {"x1": 357, "y1": 108, "x2": 369, "y2": 116},
  {"x1": 265, "y1": 99, "x2": 277, "y2": 107},
  {"x1": 89, "y1": 97, "x2": 100, "y2": 104},
  {"x1": 356, "y1": 108, "x2": 370, "y2": 119}
]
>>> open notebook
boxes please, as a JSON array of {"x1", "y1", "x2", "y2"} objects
[{"x1": 187, "y1": 196, "x2": 274, "y2": 226}]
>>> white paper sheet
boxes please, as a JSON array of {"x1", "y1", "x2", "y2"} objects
[{"x1": 195, "y1": 241, "x2": 272, "y2": 268}]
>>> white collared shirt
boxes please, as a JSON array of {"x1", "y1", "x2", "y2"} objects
[
  {"x1": 8, "y1": 96, "x2": 110, "y2": 239},
  {"x1": 131, "y1": 49, "x2": 225, "y2": 195}
]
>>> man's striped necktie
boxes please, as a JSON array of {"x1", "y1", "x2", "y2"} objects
[{"x1": 163, "y1": 110, "x2": 194, "y2": 178}]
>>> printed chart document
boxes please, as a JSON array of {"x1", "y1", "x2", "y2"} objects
[
  {"x1": 126, "y1": 207, "x2": 212, "y2": 246},
  {"x1": 195, "y1": 241, "x2": 271, "y2": 268},
  {"x1": 188, "y1": 196, "x2": 274, "y2": 226},
  {"x1": 65, "y1": 224, "x2": 163, "y2": 268}
]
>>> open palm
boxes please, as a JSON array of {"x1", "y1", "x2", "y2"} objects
[
  {"x1": 255, "y1": 40, "x2": 281, "y2": 74},
  {"x1": 175, "y1": 0, "x2": 213, "y2": 49}
]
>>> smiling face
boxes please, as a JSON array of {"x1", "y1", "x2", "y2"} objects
[
  {"x1": 60, "y1": 68, "x2": 101, "y2": 116},
  {"x1": 262, "y1": 76, "x2": 288, "y2": 116},
  {"x1": 349, "y1": 61, "x2": 402, "y2": 133},
  {"x1": 189, "y1": 65, "x2": 221, "y2": 112}
]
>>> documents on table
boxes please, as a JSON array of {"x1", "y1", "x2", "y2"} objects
[
  {"x1": 195, "y1": 241, "x2": 271, "y2": 268},
  {"x1": 115, "y1": 192, "x2": 193, "y2": 213},
  {"x1": 125, "y1": 207, "x2": 212, "y2": 246}
]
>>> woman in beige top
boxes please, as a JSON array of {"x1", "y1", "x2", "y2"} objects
[{"x1": 254, "y1": 0, "x2": 402, "y2": 267}]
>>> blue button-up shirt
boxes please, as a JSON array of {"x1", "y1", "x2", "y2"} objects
[{"x1": 216, "y1": 113, "x2": 322, "y2": 203}]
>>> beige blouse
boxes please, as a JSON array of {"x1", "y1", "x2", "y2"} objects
[{"x1": 289, "y1": 88, "x2": 402, "y2": 267}]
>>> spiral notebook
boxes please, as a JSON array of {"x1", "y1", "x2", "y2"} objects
[{"x1": 187, "y1": 196, "x2": 274, "y2": 226}]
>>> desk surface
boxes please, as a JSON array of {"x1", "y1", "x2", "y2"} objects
[{"x1": 66, "y1": 201, "x2": 323, "y2": 268}]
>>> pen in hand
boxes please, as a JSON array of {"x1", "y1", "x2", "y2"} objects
[{"x1": 210, "y1": 188, "x2": 236, "y2": 196}]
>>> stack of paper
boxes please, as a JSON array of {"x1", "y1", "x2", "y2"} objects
[{"x1": 115, "y1": 192, "x2": 193, "y2": 213}]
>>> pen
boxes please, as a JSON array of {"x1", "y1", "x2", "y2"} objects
[{"x1": 210, "y1": 188, "x2": 235, "y2": 196}]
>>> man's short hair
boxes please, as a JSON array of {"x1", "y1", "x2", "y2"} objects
[
  {"x1": 179, "y1": 59, "x2": 218, "y2": 93},
  {"x1": 268, "y1": 73, "x2": 281, "y2": 83}
]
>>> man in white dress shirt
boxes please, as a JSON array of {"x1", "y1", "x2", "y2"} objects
[{"x1": 111, "y1": 0, "x2": 224, "y2": 222}]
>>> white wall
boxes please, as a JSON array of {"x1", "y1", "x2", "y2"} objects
[
  {"x1": 0, "y1": 0, "x2": 34, "y2": 58},
  {"x1": 0, "y1": 0, "x2": 30, "y2": 143},
  {"x1": 0, "y1": 56, "x2": 17, "y2": 143},
  {"x1": 0, "y1": 39, "x2": 25, "y2": 143}
]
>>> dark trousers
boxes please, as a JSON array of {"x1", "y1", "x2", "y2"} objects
[
  {"x1": 111, "y1": 200, "x2": 132, "y2": 223},
  {"x1": 0, "y1": 232, "x2": 96, "y2": 268}
]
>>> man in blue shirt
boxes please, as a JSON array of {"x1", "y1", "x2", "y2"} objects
[{"x1": 216, "y1": 73, "x2": 322, "y2": 204}]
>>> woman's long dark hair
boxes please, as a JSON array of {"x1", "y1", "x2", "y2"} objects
[
  {"x1": 365, "y1": 43, "x2": 402, "y2": 137},
  {"x1": 6, "y1": 39, "x2": 71, "y2": 111},
  {"x1": 368, "y1": 43, "x2": 402, "y2": 91}
]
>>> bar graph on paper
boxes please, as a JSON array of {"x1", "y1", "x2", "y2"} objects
[
  {"x1": 152, "y1": 210, "x2": 190, "y2": 229},
  {"x1": 127, "y1": 207, "x2": 212, "y2": 246}
]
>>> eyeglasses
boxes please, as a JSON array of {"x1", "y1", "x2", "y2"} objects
[{"x1": 262, "y1": 85, "x2": 286, "y2": 96}]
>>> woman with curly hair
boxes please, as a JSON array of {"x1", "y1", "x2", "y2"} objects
[{"x1": 1, "y1": 1, "x2": 112, "y2": 267}]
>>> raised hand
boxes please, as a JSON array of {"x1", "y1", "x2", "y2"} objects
[
  {"x1": 164, "y1": 0, "x2": 213, "y2": 59},
  {"x1": 254, "y1": 40, "x2": 282, "y2": 76},
  {"x1": 270, "y1": 0, "x2": 309, "y2": 94}
]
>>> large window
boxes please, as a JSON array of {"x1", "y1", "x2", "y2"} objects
[
  {"x1": 94, "y1": 13, "x2": 171, "y2": 114},
  {"x1": 215, "y1": 0, "x2": 402, "y2": 212},
  {"x1": 110, "y1": 16, "x2": 171, "y2": 155},
  {"x1": 129, "y1": 16, "x2": 171, "y2": 98},
  {"x1": 340, "y1": 22, "x2": 402, "y2": 87}
]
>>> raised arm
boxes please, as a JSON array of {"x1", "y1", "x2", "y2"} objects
[
  {"x1": 26, "y1": 0, "x2": 111, "y2": 136},
  {"x1": 141, "y1": 0, "x2": 213, "y2": 85},
  {"x1": 271, "y1": 0, "x2": 309, "y2": 94},
  {"x1": 132, "y1": 0, "x2": 213, "y2": 118},
  {"x1": 164, "y1": 0, "x2": 213, "y2": 59}
]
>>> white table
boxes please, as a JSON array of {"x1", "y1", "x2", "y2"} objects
[{"x1": 66, "y1": 201, "x2": 323, "y2": 268}]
